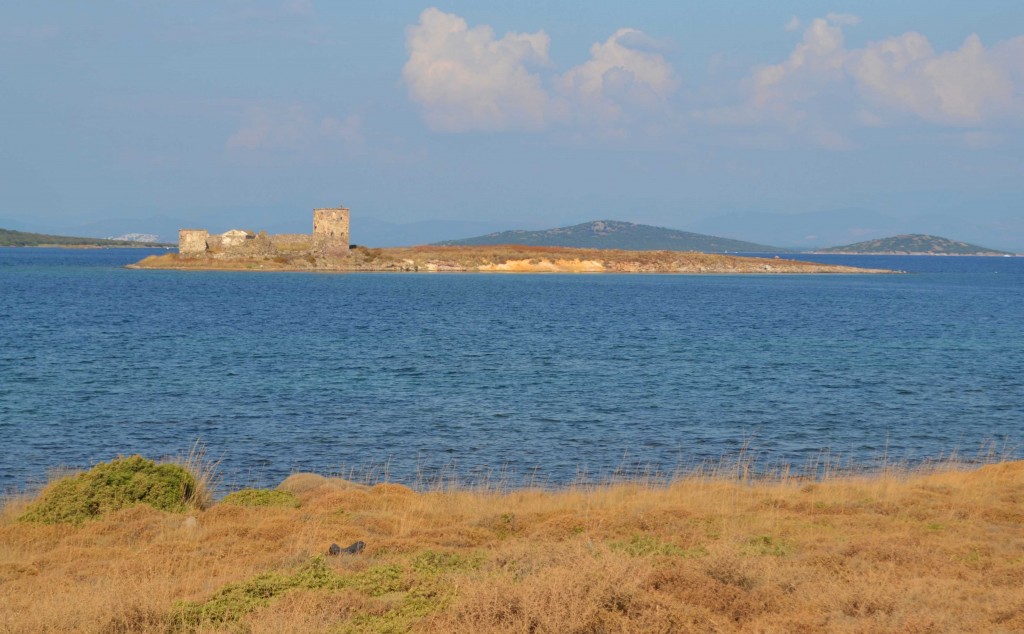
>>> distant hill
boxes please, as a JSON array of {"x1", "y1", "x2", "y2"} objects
[
  {"x1": 0, "y1": 228, "x2": 171, "y2": 248},
  {"x1": 688, "y1": 206, "x2": 1024, "y2": 253},
  {"x1": 433, "y1": 220, "x2": 789, "y2": 253},
  {"x1": 817, "y1": 234, "x2": 1010, "y2": 255}
]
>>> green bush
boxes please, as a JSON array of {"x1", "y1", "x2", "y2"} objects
[
  {"x1": 171, "y1": 557, "x2": 428, "y2": 631},
  {"x1": 610, "y1": 534, "x2": 707, "y2": 558},
  {"x1": 741, "y1": 534, "x2": 792, "y2": 557},
  {"x1": 19, "y1": 455, "x2": 198, "y2": 525},
  {"x1": 219, "y1": 488, "x2": 300, "y2": 508}
]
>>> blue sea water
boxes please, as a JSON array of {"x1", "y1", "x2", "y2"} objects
[{"x1": 1, "y1": 248, "x2": 1022, "y2": 490}]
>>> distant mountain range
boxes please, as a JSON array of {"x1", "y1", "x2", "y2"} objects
[
  {"x1": 0, "y1": 228, "x2": 170, "y2": 248},
  {"x1": 351, "y1": 217, "x2": 519, "y2": 247},
  {"x1": 816, "y1": 234, "x2": 1010, "y2": 255},
  {"x1": 6, "y1": 203, "x2": 1021, "y2": 252},
  {"x1": 433, "y1": 220, "x2": 789, "y2": 253},
  {"x1": 4, "y1": 217, "x2": 1017, "y2": 256}
]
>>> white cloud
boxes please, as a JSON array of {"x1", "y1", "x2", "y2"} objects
[
  {"x1": 849, "y1": 33, "x2": 1018, "y2": 125},
  {"x1": 226, "y1": 105, "x2": 362, "y2": 153},
  {"x1": 401, "y1": 9, "x2": 679, "y2": 134},
  {"x1": 401, "y1": 9, "x2": 1021, "y2": 146},
  {"x1": 401, "y1": 8, "x2": 554, "y2": 132},
  {"x1": 751, "y1": 15, "x2": 850, "y2": 115},
  {"x1": 559, "y1": 28, "x2": 679, "y2": 126},
  {"x1": 703, "y1": 14, "x2": 1024, "y2": 146}
]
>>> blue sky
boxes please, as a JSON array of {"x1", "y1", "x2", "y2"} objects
[{"x1": 2, "y1": 2, "x2": 1022, "y2": 248}]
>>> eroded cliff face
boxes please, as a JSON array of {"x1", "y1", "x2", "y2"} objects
[{"x1": 129, "y1": 245, "x2": 894, "y2": 274}]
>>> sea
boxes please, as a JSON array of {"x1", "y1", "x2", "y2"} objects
[{"x1": 1, "y1": 248, "x2": 1022, "y2": 491}]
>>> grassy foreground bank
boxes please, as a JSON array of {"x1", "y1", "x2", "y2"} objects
[{"x1": 2, "y1": 459, "x2": 1023, "y2": 632}]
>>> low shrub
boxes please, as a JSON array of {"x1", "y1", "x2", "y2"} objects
[
  {"x1": 219, "y1": 488, "x2": 300, "y2": 508},
  {"x1": 610, "y1": 534, "x2": 707, "y2": 558},
  {"x1": 19, "y1": 455, "x2": 199, "y2": 524},
  {"x1": 171, "y1": 557, "x2": 437, "y2": 631}
]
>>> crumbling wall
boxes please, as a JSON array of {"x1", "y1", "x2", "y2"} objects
[
  {"x1": 178, "y1": 206, "x2": 351, "y2": 261},
  {"x1": 268, "y1": 234, "x2": 314, "y2": 253},
  {"x1": 178, "y1": 230, "x2": 209, "y2": 257}
]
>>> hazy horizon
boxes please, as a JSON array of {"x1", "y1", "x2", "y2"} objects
[{"x1": 2, "y1": 2, "x2": 1022, "y2": 249}]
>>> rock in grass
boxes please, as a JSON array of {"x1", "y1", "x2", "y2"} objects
[
  {"x1": 327, "y1": 541, "x2": 365, "y2": 556},
  {"x1": 219, "y1": 488, "x2": 301, "y2": 508},
  {"x1": 277, "y1": 473, "x2": 368, "y2": 495},
  {"x1": 18, "y1": 455, "x2": 198, "y2": 525},
  {"x1": 346, "y1": 541, "x2": 366, "y2": 554}
]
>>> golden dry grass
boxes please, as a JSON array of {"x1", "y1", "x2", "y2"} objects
[
  {"x1": 3, "y1": 461, "x2": 1023, "y2": 633},
  {"x1": 130, "y1": 246, "x2": 892, "y2": 274}
]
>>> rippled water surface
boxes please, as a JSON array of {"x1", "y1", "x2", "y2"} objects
[{"x1": 1, "y1": 249, "x2": 1022, "y2": 489}]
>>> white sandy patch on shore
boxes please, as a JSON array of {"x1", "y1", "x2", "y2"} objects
[{"x1": 477, "y1": 258, "x2": 606, "y2": 272}]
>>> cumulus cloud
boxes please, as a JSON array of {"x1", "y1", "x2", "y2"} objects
[
  {"x1": 558, "y1": 29, "x2": 679, "y2": 126},
  {"x1": 849, "y1": 33, "x2": 1020, "y2": 125},
  {"x1": 717, "y1": 14, "x2": 1024, "y2": 135},
  {"x1": 751, "y1": 15, "x2": 850, "y2": 115},
  {"x1": 401, "y1": 8, "x2": 554, "y2": 132},
  {"x1": 226, "y1": 105, "x2": 362, "y2": 153},
  {"x1": 401, "y1": 9, "x2": 1021, "y2": 146},
  {"x1": 401, "y1": 9, "x2": 679, "y2": 133}
]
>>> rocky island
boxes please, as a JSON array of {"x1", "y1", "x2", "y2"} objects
[
  {"x1": 129, "y1": 205, "x2": 894, "y2": 274},
  {"x1": 815, "y1": 234, "x2": 1011, "y2": 256}
]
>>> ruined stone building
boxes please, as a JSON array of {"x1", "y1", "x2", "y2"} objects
[{"x1": 178, "y1": 205, "x2": 350, "y2": 259}]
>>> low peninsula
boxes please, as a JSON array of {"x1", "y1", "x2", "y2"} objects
[
  {"x1": 129, "y1": 205, "x2": 893, "y2": 274},
  {"x1": 1, "y1": 227, "x2": 171, "y2": 248},
  {"x1": 132, "y1": 245, "x2": 892, "y2": 274}
]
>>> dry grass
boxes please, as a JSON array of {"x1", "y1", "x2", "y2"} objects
[
  {"x1": 129, "y1": 246, "x2": 892, "y2": 274},
  {"x1": 2, "y1": 460, "x2": 1023, "y2": 632}
]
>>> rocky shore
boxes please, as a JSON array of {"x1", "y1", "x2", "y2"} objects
[{"x1": 130, "y1": 245, "x2": 894, "y2": 274}]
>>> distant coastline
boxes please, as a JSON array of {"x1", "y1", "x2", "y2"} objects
[
  {"x1": 4, "y1": 244, "x2": 173, "y2": 249},
  {"x1": 1, "y1": 227, "x2": 172, "y2": 249}
]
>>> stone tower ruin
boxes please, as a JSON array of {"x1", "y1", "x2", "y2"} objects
[
  {"x1": 177, "y1": 204, "x2": 350, "y2": 259},
  {"x1": 178, "y1": 229, "x2": 210, "y2": 256},
  {"x1": 313, "y1": 206, "x2": 350, "y2": 254}
]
